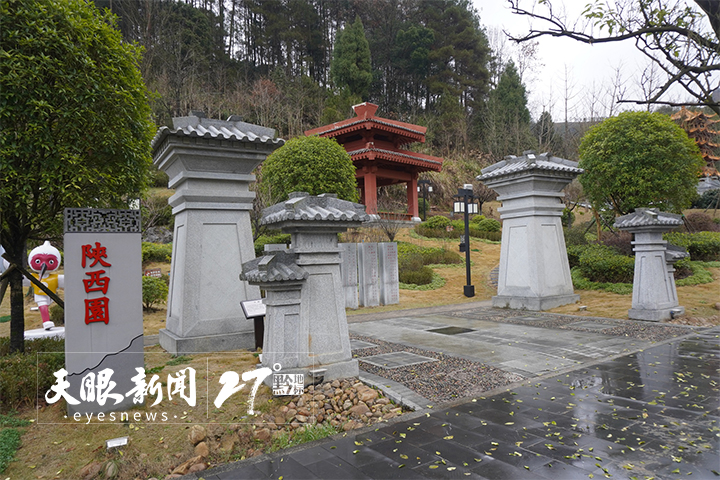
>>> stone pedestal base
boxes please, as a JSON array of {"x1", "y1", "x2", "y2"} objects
[
  {"x1": 159, "y1": 328, "x2": 254, "y2": 355},
  {"x1": 492, "y1": 293, "x2": 579, "y2": 311},
  {"x1": 628, "y1": 306, "x2": 684, "y2": 322},
  {"x1": 263, "y1": 358, "x2": 359, "y2": 387}
]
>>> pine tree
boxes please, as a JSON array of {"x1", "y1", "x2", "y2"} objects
[
  {"x1": 484, "y1": 61, "x2": 534, "y2": 158},
  {"x1": 330, "y1": 16, "x2": 373, "y2": 99}
]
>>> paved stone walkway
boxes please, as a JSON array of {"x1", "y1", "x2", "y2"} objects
[{"x1": 187, "y1": 305, "x2": 719, "y2": 480}]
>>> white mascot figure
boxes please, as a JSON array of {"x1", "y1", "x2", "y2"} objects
[{"x1": 26, "y1": 241, "x2": 64, "y2": 330}]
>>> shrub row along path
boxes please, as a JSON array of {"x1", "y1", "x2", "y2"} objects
[{"x1": 189, "y1": 303, "x2": 719, "y2": 479}]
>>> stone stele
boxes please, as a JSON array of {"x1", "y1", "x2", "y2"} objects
[
  {"x1": 152, "y1": 114, "x2": 283, "y2": 354},
  {"x1": 478, "y1": 151, "x2": 583, "y2": 310},
  {"x1": 615, "y1": 208, "x2": 687, "y2": 322},
  {"x1": 241, "y1": 192, "x2": 369, "y2": 383}
]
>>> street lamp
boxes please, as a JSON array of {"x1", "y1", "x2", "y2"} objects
[
  {"x1": 453, "y1": 184, "x2": 478, "y2": 297},
  {"x1": 417, "y1": 179, "x2": 433, "y2": 221}
]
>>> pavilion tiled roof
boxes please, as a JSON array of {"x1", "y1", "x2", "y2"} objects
[
  {"x1": 347, "y1": 147, "x2": 443, "y2": 171},
  {"x1": 304, "y1": 103, "x2": 426, "y2": 143}
]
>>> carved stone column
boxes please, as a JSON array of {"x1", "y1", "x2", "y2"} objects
[
  {"x1": 152, "y1": 114, "x2": 283, "y2": 354},
  {"x1": 478, "y1": 151, "x2": 582, "y2": 310}
]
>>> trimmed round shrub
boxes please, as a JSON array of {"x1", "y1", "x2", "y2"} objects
[
  {"x1": 599, "y1": 231, "x2": 634, "y2": 256},
  {"x1": 475, "y1": 218, "x2": 501, "y2": 232},
  {"x1": 142, "y1": 275, "x2": 168, "y2": 311},
  {"x1": 260, "y1": 136, "x2": 358, "y2": 202},
  {"x1": 470, "y1": 215, "x2": 487, "y2": 224}
]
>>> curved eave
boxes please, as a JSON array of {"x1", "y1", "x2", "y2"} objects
[
  {"x1": 349, "y1": 148, "x2": 443, "y2": 172},
  {"x1": 306, "y1": 118, "x2": 426, "y2": 143},
  {"x1": 151, "y1": 125, "x2": 284, "y2": 154}
]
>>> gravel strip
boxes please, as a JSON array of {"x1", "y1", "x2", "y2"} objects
[
  {"x1": 452, "y1": 309, "x2": 695, "y2": 342},
  {"x1": 350, "y1": 334, "x2": 522, "y2": 404}
]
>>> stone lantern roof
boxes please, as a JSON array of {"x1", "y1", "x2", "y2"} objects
[
  {"x1": 240, "y1": 251, "x2": 308, "y2": 284},
  {"x1": 478, "y1": 151, "x2": 583, "y2": 181},
  {"x1": 151, "y1": 113, "x2": 283, "y2": 154},
  {"x1": 261, "y1": 192, "x2": 369, "y2": 227},
  {"x1": 614, "y1": 208, "x2": 684, "y2": 230}
]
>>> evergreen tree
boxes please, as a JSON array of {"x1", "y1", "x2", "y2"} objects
[
  {"x1": 1, "y1": 0, "x2": 155, "y2": 352},
  {"x1": 484, "y1": 61, "x2": 534, "y2": 158},
  {"x1": 330, "y1": 16, "x2": 373, "y2": 100},
  {"x1": 534, "y1": 111, "x2": 560, "y2": 153}
]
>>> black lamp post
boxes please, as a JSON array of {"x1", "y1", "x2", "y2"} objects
[
  {"x1": 417, "y1": 179, "x2": 433, "y2": 221},
  {"x1": 453, "y1": 184, "x2": 478, "y2": 297}
]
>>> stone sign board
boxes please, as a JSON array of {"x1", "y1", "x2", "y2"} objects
[
  {"x1": 378, "y1": 242, "x2": 399, "y2": 305},
  {"x1": 63, "y1": 208, "x2": 144, "y2": 415},
  {"x1": 339, "y1": 243, "x2": 359, "y2": 309},
  {"x1": 358, "y1": 243, "x2": 380, "y2": 307}
]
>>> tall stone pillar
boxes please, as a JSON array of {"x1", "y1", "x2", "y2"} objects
[
  {"x1": 614, "y1": 208, "x2": 686, "y2": 321},
  {"x1": 241, "y1": 192, "x2": 368, "y2": 383},
  {"x1": 478, "y1": 151, "x2": 582, "y2": 310},
  {"x1": 152, "y1": 114, "x2": 283, "y2": 354}
]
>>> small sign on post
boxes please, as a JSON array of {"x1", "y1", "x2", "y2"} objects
[{"x1": 241, "y1": 299, "x2": 266, "y2": 350}]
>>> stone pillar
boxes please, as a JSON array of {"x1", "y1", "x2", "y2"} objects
[
  {"x1": 339, "y1": 243, "x2": 359, "y2": 309},
  {"x1": 615, "y1": 209, "x2": 686, "y2": 321},
  {"x1": 478, "y1": 151, "x2": 582, "y2": 310},
  {"x1": 378, "y1": 242, "x2": 400, "y2": 305},
  {"x1": 358, "y1": 242, "x2": 380, "y2": 307},
  {"x1": 152, "y1": 114, "x2": 283, "y2": 354},
  {"x1": 242, "y1": 193, "x2": 369, "y2": 383}
]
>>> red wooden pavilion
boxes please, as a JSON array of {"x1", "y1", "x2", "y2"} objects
[{"x1": 305, "y1": 103, "x2": 443, "y2": 220}]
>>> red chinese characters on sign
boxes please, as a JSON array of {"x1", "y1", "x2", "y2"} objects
[{"x1": 81, "y1": 242, "x2": 111, "y2": 325}]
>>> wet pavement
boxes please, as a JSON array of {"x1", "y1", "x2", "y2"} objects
[{"x1": 189, "y1": 307, "x2": 720, "y2": 480}]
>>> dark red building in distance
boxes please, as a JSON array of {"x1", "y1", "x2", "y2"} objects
[{"x1": 305, "y1": 103, "x2": 443, "y2": 220}]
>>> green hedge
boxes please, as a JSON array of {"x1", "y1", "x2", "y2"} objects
[
  {"x1": 397, "y1": 242, "x2": 462, "y2": 266},
  {"x1": 575, "y1": 244, "x2": 635, "y2": 284},
  {"x1": 663, "y1": 231, "x2": 720, "y2": 261},
  {"x1": 0, "y1": 337, "x2": 64, "y2": 413},
  {"x1": 414, "y1": 222, "x2": 502, "y2": 242},
  {"x1": 142, "y1": 275, "x2": 168, "y2": 311},
  {"x1": 141, "y1": 242, "x2": 172, "y2": 264},
  {"x1": 254, "y1": 233, "x2": 292, "y2": 257}
]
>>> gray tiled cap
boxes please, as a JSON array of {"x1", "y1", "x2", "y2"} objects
[
  {"x1": 614, "y1": 208, "x2": 684, "y2": 229},
  {"x1": 260, "y1": 192, "x2": 369, "y2": 226},
  {"x1": 240, "y1": 250, "x2": 308, "y2": 283},
  {"x1": 151, "y1": 114, "x2": 284, "y2": 152},
  {"x1": 478, "y1": 150, "x2": 583, "y2": 181}
]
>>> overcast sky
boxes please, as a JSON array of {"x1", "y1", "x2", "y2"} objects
[{"x1": 473, "y1": 0, "x2": 692, "y2": 122}]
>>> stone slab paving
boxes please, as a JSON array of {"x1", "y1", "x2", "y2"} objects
[{"x1": 189, "y1": 325, "x2": 719, "y2": 480}]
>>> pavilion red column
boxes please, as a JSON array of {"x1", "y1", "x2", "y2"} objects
[
  {"x1": 407, "y1": 174, "x2": 419, "y2": 219},
  {"x1": 363, "y1": 168, "x2": 378, "y2": 214}
]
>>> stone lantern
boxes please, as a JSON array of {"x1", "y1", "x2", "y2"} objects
[
  {"x1": 241, "y1": 192, "x2": 368, "y2": 383},
  {"x1": 478, "y1": 151, "x2": 583, "y2": 310},
  {"x1": 614, "y1": 208, "x2": 687, "y2": 321},
  {"x1": 151, "y1": 114, "x2": 283, "y2": 354}
]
